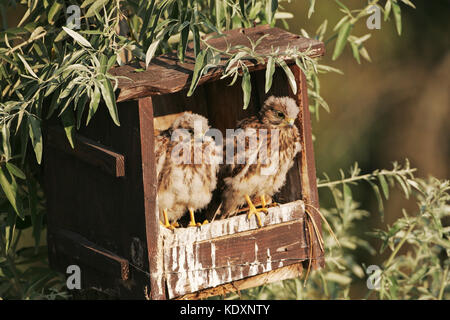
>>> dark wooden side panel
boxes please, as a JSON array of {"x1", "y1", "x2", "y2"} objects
[
  {"x1": 46, "y1": 126, "x2": 125, "y2": 177},
  {"x1": 290, "y1": 65, "x2": 324, "y2": 268},
  {"x1": 44, "y1": 101, "x2": 150, "y2": 298},
  {"x1": 49, "y1": 229, "x2": 130, "y2": 281},
  {"x1": 138, "y1": 97, "x2": 166, "y2": 300}
]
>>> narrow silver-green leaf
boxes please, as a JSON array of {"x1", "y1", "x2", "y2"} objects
[
  {"x1": 265, "y1": 56, "x2": 275, "y2": 93},
  {"x1": 392, "y1": 1, "x2": 402, "y2": 35},
  {"x1": 86, "y1": 84, "x2": 101, "y2": 125},
  {"x1": 368, "y1": 180, "x2": 384, "y2": 217},
  {"x1": 145, "y1": 39, "x2": 160, "y2": 67},
  {"x1": 48, "y1": 1, "x2": 63, "y2": 24},
  {"x1": 85, "y1": 0, "x2": 108, "y2": 18},
  {"x1": 28, "y1": 116, "x2": 43, "y2": 164},
  {"x1": 5, "y1": 163, "x2": 25, "y2": 180},
  {"x1": 308, "y1": 0, "x2": 316, "y2": 19},
  {"x1": 17, "y1": 53, "x2": 38, "y2": 78},
  {"x1": 278, "y1": 59, "x2": 297, "y2": 94},
  {"x1": 61, "y1": 109, "x2": 75, "y2": 148},
  {"x1": 332, "y1": 21, "x2": 352, "y2": 60},
  {"x1": 0, "y1": 166, "x2": 21, "y2": 217},
  {"x1": 241, "y1": 66, "x2": 251, "y2": 110},
  {"x1": 2, "y1": 123, "x2": 11, "y2": 161},
  {"x1": 384, "y1": 0, "x2": 392, "y2": 21},
  {"x1": 378, "y1": 175, "x2": 390, "y2": 200},
  {"x1": 62, "y1": 26, "x2": 93, "y2": 48},
  {"x1": 81, "y1": 0, "x2": 97, "y2": 8},
  {"x1": 100, "y1": 78, "x2": 120, "y2": 126},
  {"x1": 187, "y1": 49, "x2": 207, "y2": 97},
  {"x1": 350, "y1": 41, "x2": 361, "y2": 64}
]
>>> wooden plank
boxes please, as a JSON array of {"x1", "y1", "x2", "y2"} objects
[
  {"x1": 110, "y1": 26, "x2": 325, "y2": 102},
  {"x1": 162, "y1": 201, "x2": 307, "y2": 298},
  {"x1": 46, "y1": 126, "x2": 125, "y2": 177},
  {"x1": 289, "y1": 64, "x2": 324, "y2": 269},
  {"x1": 138, "y1": 97, "x2": 166, "y2": 300},
  {"x1": 177, "y1": 263, "x2": 303, "y2": 300},
  {"x1": 49, "y1": 229, "x2": 130, "y2": 281}
]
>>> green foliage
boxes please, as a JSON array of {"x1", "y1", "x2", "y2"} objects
[
  {"x1": 370, "y1": 178, "x2": 450, "y2": 300},
  {"x1": 2, "y1": 0, "x2": 443, "y2": 301},
  {"x1": 220, "y1": 162, "x2": 449, "y2": 300}
]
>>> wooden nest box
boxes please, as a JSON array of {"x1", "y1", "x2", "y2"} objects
[{"x1": 43, "y1": 25, "x2": 325, "y2": 299}]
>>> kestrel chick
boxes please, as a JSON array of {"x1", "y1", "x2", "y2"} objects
[
  {"x1": 219, "y1": 96, "x2": 301, "y2": 226},
  {"x1": 155, "y1": 112, "x2": 221, "y2": 229}
]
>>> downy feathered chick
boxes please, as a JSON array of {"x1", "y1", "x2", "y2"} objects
[
  {"x1": 218, "y1": 96, "x2": 302, "y2": 227},
  {"x1": 155, "y1": 112, "x2": 221, "y2": 229}
]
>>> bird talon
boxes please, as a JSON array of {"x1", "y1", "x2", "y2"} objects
[
  {"x1": 160, "y1": 220, "x2": 175, "y2": 230},
  {"x1": 160, "y1": 209, "x2": 178, "y2": 230},
  {"x1": 245, "y1": 194, "x2": 268, "y2": 227},
  {"x1": 188, "y1": 208, "x2": 203, "y2": 227}
]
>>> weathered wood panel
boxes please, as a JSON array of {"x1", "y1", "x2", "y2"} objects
[
  {"x1": 44, "y1": 100, "x2": 151, "y2": 298},
  {"x1": 49, "y1": 229, "x2": 130, "y2": 281},
  {"x1": 289, "y1": 65, "x2": 324, "y2": 269},
  {"x1": 110, "y1": 25, "x2": 325, "y2": 102},
  {"x1": 47, "y1": 126, "x2": 125, "y2": 177},
  {"x1": 162, "y1": 201, "x2": 307, "y2": 298},
  {"x1": 177, "y1": 263, "x2": 303, "y2": 300},
  {"x1": 138, "y1": 97, "x2": 165, "y2": 300}
]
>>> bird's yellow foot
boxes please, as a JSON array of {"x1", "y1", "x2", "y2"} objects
[
  {"x1": 260, "y1": 195, "x2": 278, "y2": 208},
  {"x1": 188, "y1": 208, "x2": 203, "y2": 227},
  {"x1": 160, "y1": 209, "x2": 177, "y2": 230},
  {"x1": 245, "y1": 194, "x2": 268, "y2": 227}
]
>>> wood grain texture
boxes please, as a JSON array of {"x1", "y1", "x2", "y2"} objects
[
  {"x1": 289, "y1": 64, "x2": 324, "y2": 269},
  {"x1": 44, "y1": 100, "x2": 151, "y2": 298},
  {"x1": 49, "y1": 229, "x2": 130, "y2": 281},
  {"x1": 162, "y1": 201, "x2": 308, "y2": 298},
  {"x1": 110, "y1": 25, "x2": 325, "y2": 102},
  {"x1": 47, "y1": 126, "x2": 125, "y2": 177},
  {"x1": 138, "y1": 97, "x2": 165, "y2": 300},
  {"x1": 176, "y1": 263, "x2": 303, "y2": 300}
]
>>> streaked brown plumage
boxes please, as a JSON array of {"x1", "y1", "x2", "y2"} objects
[
  {"x1": 218, "y1": 96, "x2": 302, "y2": 226},
  {"x1": 155, "y1": 112, "x2": 221, "y2": 228}
]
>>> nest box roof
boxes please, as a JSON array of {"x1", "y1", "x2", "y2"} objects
[{"x1": 110, "y1": 25, "x2": 325, "y2": 102}]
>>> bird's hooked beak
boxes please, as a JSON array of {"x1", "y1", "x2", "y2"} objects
[{"x1": 285, "y1": 118, "x2": 295, "y2": 126}]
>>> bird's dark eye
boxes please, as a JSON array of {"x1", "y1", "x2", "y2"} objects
[
  {"x1": 188, "y1": 129, "x2": 194, "y2": 135},
  {"x1": 277, "y1": 111, "x2": 285, "y2": 118}
]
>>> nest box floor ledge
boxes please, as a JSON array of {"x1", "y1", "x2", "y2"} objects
[{"x1": 160, "y1": 200, "x2": 309, "y2": 299}]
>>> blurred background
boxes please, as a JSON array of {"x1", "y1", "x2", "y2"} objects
[{"x1": 280, "y1": 0, "x2": 449, "y2": 298}]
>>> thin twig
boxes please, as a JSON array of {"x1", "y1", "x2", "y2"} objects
[
  {"x1": 384, "y1": 222, "x2": 416, "y2": 268},
  {"x1": 317, "y1": 168, "x2": 417, "y2": 189},
  {"x1": 305, "y1": 203, "x2": 340, "y2": 247}
]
